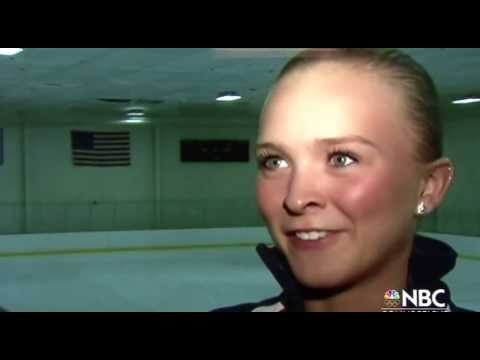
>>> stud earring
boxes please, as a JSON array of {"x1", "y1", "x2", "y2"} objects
[
  {"x1": 448, "y1": 167, "x2": 454, "y2": 183},
  {"x1": 416, "y1": 202, "x2": 426, "y2": 215}
]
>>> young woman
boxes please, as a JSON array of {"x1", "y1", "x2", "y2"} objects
[{"x1": 214, "y1": 48, "x2": 472, "y2": 312}]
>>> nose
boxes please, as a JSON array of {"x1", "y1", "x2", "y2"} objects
[{"x1": 283, "y1": 168, "x2": 327, "y2": 215}]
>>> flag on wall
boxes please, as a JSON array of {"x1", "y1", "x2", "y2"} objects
[
  {"x1": 0, "y1": 129, "x2": 3, "y2": 166},
  {"x1": 71, "y1": 130, "x2": 131, "y2": 167}
]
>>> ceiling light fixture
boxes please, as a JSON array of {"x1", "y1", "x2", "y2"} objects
[
  {"x1": 121, "y1": 118, "x2": 146, "y2": 124},
  {"x1": 216, "y1": 91, "x2": 242, "y2": 102},
  {"x1": 0, "y1": 48, "x2": 23, "y2": 56},
  {"x1": 452, "y1": 96, "x2": 480, "y2": 105},
  {"x1": 127, "y1": 111, "x2": 145, "y2": 117}
]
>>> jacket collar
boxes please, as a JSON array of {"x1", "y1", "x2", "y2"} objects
[{"x1": 256, "y1": 233, "x2": 458, "y2": 312}]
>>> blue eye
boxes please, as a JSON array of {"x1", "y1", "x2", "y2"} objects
[
  {"x1": 258, "y1": 155, "x2": 289, "y2": 170},
  {"x1": 329, "y1": 152, "x2": 357, "y2": 168}
]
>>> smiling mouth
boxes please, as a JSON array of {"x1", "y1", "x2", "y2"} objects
[
  {"x1": 294, "y1": 230, "x2": 332, "y2": 241},
  {"x1": 284, "y1": 229, "x2": 344, "y2": 250},
  {"x1": 286, "y1": 229, "x2": 341, "y2": 241}
]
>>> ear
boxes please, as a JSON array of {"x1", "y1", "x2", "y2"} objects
[{"x1": 418, "y1": 158, "x2": 454, "y2": 214}]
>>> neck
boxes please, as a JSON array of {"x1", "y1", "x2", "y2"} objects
[{"x1": 303, "y1": 246, "x2": 411, "y2": 312}]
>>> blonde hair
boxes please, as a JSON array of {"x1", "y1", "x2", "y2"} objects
[{"x1": 274, "y1": 48, "x2": 442, "y2": 163}]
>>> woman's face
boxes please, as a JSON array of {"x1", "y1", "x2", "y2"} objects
[{"x1": 256, "y1": 63, "x2": 425, "y2": 289}]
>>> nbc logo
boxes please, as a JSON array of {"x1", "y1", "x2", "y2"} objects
[
  {"x1": 383, "y1": 289, "x2": 401, "y2": 309},
  {"x1": 381, "y1": 289, "x2": 450, "y2": 312}
]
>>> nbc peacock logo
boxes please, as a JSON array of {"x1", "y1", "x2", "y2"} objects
[
  {"x1": 383, "y1": 289, "x2": 401, "y2": 309},
  {"x1": 381, "y1": 288, "x2": 450, "y2": 312}
]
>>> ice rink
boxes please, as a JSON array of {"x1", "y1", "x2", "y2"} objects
[{"x1": 0, "y1": 231, "x2": 478, "y2": 312}]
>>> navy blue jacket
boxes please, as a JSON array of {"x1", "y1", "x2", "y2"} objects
[{"x1": 213, "y1": 234, "x2": 474, "y2": 312}]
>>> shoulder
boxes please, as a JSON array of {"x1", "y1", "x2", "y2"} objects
[{"x1": 211, "y1": 296, "x2": 286, "y2": 312}]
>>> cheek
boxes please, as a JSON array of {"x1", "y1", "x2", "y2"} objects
[
  {"x1": 332, "y1": 170, "x2": 415, "y2": 221},
  {"x1": 256, "y1": 175, "x2": 286, "y2": 222}
]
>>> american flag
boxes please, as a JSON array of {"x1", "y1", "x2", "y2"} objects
[{"x1": 71, "y1": 130, "x2": 131, "y2": 167}]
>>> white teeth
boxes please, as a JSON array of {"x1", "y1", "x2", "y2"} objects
[{"x1": 295, "y1": 231, "x2": 329, "y2": 241}]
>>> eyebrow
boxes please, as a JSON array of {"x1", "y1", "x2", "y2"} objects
[
  {"x1": 315, "y1": 136, "x2": 379, "y2": 149},
  {"x1": 256, "y1": 142, "x2": 288, "y2": 153},
  {"x1": 256, "y1": 136, "x2": 380, "y2": 153}
]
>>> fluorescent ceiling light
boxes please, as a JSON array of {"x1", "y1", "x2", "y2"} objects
[
  {"x1": 125, "y1": 106, "x2": 146, "y2": 111},
  {"x1": 452, "y1": 97, "x2": 480, "y2": 104},
  {"x1": 121, "y1": 118, "x2": 146, "y2": 123},
  {"x1": 127, "y1": 111, "x2": 144, "y2": 117},
  {"x1": 216, "y1": 91, "x2": 242, "y2": 102},
  {"x1": 0, "y1": 48, "x2": 23, "y2": 56}
]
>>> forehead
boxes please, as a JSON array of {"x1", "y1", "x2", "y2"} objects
[{"x1": 259, "y1": 63, "x2": 414, "y2": 152}]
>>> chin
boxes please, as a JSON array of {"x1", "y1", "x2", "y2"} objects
[{"x1": 289, "y1": 261, "x2": 353, "y2": 290}]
